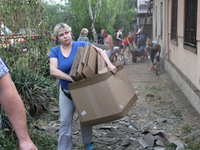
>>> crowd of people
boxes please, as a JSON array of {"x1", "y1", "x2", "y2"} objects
[
  {"x1": 48, "y1": 24, "x2": 161, "y2": 150},
  {"x1": 94, "y1": 25, "x2": 161, "y2": 70},
  {"x1": 0, "y1": 23, "x2": 161, "y2": 150}
]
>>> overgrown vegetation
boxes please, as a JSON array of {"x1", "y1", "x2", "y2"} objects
[{"x1": 0, "y1": 0, "x2": 59, "y2": 148}]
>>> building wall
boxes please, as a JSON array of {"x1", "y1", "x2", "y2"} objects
[
  {"x1": 152, "y1": 0, "x2": 166, "y2": 60},
  {"x1": 167, "y1": 0, "x2": 200, "y2": 90},
  {"x1": 153, "y1": 0, "x2": 200, "y2": 113}
]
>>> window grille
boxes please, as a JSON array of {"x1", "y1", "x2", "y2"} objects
[
  {"x1": 184, "y1": 0, "x2": 197, "y2": 49},
  {"x1": 171, "y1": 0, "x2": 177, "y2": 41}
]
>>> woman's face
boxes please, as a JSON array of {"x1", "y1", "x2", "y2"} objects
[{"x1": 57, "y1": 28, "x2": 72, "y2": 45}]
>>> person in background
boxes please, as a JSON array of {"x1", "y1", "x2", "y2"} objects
[
  {"x1": 116, "y1": 27, "x2": 124, "y2": 46},
  {"x1": 109, "y1": 44, "x2": 124, "y2": 62},
  {"x1": 136, "y1": 25, "x2": 141, "y2": 48},
  {"x1": 137, "y1": 26, "x2": 149, "y2": 59},
  {"x1": 102, "y1": 29, "x2": 114, "y2": 61},
  {"x1": 136, "y1": 25, "x2": 141, "y2": 35},
  {"x1": 0, "y1": 58, "x2": 38, "y2": 150},
  {"x1": 77, "y1": 28, "x2": 89, "y2": 42},
  {"x1": 145, "y1": 39, "x2": 161, "y2": 71},
  {"x1": 96, "y1": 29, "x2": 104, "y2": 44},
  {"x1": 49, "y1": 23, "x2": 117, "y2": 150},
  {"x1": 121, "y1": 32, "x2": 136, "y2": 61}
]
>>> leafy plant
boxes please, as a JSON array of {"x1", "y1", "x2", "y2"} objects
[
  {"x1": 0, "y1": 129, "x2": 19, "y2": 150},
  {"x1": 146, "y1": 93, "x2": 155, "y2": 98},
  {"x1": 10, "y1": 66, "x2": 55, "y2": 116},
  {"x1": 173, "y1": 109, "x2": 182, "y2": 117}
]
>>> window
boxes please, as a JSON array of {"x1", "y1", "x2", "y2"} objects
[
  {"x1": 184, "y1": 0, "x2": 197, "y2": 50},
  {"x1": 171, "y1": 0, "x2": 177, "y2": 41}
]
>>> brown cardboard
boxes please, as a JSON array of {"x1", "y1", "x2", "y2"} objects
[
  {"x1": 69, "y1": 47, "x2": 83, "y2": 81},
  {"x1": 77, "y1": 47, "x2": 85, "y2": 79},
  {"x1": 68, "y1": 65, "x2": 138, "y2": 127},
  {"x1": 81, "y1": 43, "x2": 90, "y2": 65},
  {"x1": 83, "y1": 45, "x2": 97, "y2": 78}
]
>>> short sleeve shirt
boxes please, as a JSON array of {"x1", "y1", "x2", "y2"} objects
[
  {"x1": 146, "y1": 41, "x2": 159, "y2": 50},
  {"x1": 123, "y1": 36, "x2": 134, "y2": 46},
  {"x1": 139, "y1": 31, "x2": 148, "y2": 46},
  {"x1": 0, "y1": 58, "x2": 9, "y2": 78},
  {"x1": 49, "y1": 41, "x2": 90, "y2": 90},
  {"x1": 77, "y1": 35, "x2": 89, "y2": 42}
]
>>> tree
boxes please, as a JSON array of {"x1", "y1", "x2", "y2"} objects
[{"x1": 87, "y1": 0, "x2": 101, "y2": 41}]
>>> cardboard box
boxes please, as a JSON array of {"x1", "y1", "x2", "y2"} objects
[
  {"x1": 69, "y1": 47, "x2": 83, "y2": 81},
  {"x1": 68, "y1": 65, "x2": 138, "y2": 127},
  {"x1": 83, "y1": 45, "x2": 97, "y2": 78}
]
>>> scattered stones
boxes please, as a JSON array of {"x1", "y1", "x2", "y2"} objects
[
  {"x1": 156, "y1": 118, "x2": 167, "y2": 124},
  {"x1": 143, "y1": 133, "x2": 156, "y2": 147},
  {"x1": 183, "y1": 129, "x2": 200, "y2": 140},
  {"x1": 120, "y1": 135, "x2": 130, "y2": 146},
  {"x1": 168, "y1": 138, "x2": 186, "y2": 148}
]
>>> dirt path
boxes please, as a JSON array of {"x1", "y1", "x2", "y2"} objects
[{"x1": 71, "y1": 57, "x2": 200, "y2": 150}]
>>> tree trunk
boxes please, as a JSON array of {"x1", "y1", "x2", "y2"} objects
[{"x1": 87, "y1": 0, "x2": 101, "y2": 42}]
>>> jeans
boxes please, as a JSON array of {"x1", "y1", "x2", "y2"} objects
[
  {"x1": 150, "y1": 49, "x2": 160, "y2": 63},
  {"x1": 58, "y1": 87, "x2": 93, "y2": 150},
  {"x1": 140, "y1": 45, "x2": 146, "y2": 51}
]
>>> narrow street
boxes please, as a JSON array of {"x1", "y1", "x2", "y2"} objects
[{"x1": 71, "y1": 57, "x2": 200, "y2": 149}]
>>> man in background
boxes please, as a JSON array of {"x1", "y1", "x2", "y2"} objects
[
  {"x1": 137, "y1": 27, "x2": 149, "y2": 59},
  {"x1": 102, "y1": 29, "x2": 114, "y2": 61}
]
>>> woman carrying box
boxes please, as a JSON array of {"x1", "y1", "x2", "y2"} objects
[{"x1": 49, "y1": 23, "x2": 117, "y2": 150}]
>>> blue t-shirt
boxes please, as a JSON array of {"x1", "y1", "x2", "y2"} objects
[
  {"x1": 49, "y1": 41, "x2": 90, "y2": 90},
  {"x1": 139, "y1": 31, "x2": 148, "y2": 46},
  {"x1": 0, "y1": 58, "x2": 9, "y2": 77}
]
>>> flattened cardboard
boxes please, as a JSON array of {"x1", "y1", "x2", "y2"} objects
[
  {"x1": 69, "y1": 47, "x2": 83, "y2": 81},
  {"x1": 81, "y1": 43, "x2": 90, "y2": 65},
  {"x1": 97, "y1": 52, "x2": 107, "y2": 73},
  {"x1": 68, "y1": 65, "x2": 138, "y2": 127},
  {"x1": 83, "y1": 45, "x2": 97, "y2": 78},
  {"x1": 77, "y1": 47, "x2": 85, "y2": 79},
  {"x1": 87, "y1": 46, "x2": 97, "y2": 74}
]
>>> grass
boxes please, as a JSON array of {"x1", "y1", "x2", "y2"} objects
[
  {"x1": 146, "y1": 93, "x2": 155, "y2": 98},
  {"x1": 183, "y1": 138, "x2": 200, "y2": 150},
  {"x1": 181, "y1": 123, "x2": 192, "y2": 135},
  {"x1": 163, "y1": 141, "x2": 176, "y2": 149},
  {"x1": 149, "y1": 86, "x2": 163, "y2": 92},
  {"x1": 0, "y1": 107, "x2": 84, "y2": 149},
  {"x1": 172, "y1": 109, "x2": 182, "y2": 117}
]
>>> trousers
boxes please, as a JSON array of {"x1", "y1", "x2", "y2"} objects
[{"x1": 58, "y1": 87, "x2": 93, "y2": 150}]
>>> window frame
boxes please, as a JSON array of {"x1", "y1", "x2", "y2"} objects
[
  {"x1": 171, "y1": 0, "x2": 177, "y2": 43},
  {"x1": 183, "y1": 0, "x2": 197, "y2": 53}
]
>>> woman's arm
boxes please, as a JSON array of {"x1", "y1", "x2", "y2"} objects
[
  {"x1": 93, "y1": 45, "x2": 117, "y2": 74},
  {"x1": 50, "y1": 58, "x2": 74, "y2": 82},
  {"x1": 116, "y1": 32, "x2": 121, "y2": 41},
  {"x1": 127, "y1": 38, "x2": 133, "y2": 48},
  {"x1": 132, "y1": 41, "x2": 136, "y2": 49}
]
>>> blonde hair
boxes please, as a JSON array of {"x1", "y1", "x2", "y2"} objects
[
  {"x1": 147, "y1": 39, "x2": 152, "y2": 45},
  {"x1": 80, "y1": 28, "x2": 88, "y2": 37},
  {"x1": 54, "y1": 23, "x2": 72, "y2": 37}
]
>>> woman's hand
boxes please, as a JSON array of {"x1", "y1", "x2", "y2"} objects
[{"x1": 108, "y1": 64, "x2": 117, "y2": 74}]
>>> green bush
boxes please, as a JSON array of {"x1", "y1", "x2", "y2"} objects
[{"x1": 10, "y1": 66, "x2": 54, "y2": 116}]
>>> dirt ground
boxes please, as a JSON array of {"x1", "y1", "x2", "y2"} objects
[{"x1": 70, "y1": 56, "x2": 200, "y2": 150}]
